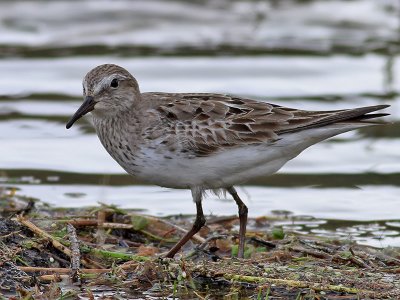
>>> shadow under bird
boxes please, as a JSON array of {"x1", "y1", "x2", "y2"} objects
[{"x1": 66, "y1": 64, "x2": 390, "y2": 259}]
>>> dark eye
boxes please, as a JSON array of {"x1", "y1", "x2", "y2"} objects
[{"x1": 110, "y1": 78, "x2": 119, "y2": 88}]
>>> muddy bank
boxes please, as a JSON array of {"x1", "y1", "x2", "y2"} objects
[{"x1": 0, "y1": 190, "x2": 399, "y2": 299}]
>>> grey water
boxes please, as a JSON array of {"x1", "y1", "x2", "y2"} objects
[{"x1": 0, "y1": 0, "x2": 399, "y2": 247}]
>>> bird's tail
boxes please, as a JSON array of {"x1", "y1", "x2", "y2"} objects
[
  {"x1": 323, "y1": 105, "x2": 390, "y2": 125},
  {"x1": 277, "y1": 104, "x2": 390, "y2": 135}
]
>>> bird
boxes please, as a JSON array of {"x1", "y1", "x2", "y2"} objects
[{"x1": 66, "y1": 64, "x2": 389, "y2": 259}]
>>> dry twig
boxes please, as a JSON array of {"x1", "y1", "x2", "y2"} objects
[
  {"x1": 67, "y1": 223, "x2": 81, "y2": 283},
  {"x1": 224, "y1": 274, "x2": 376, "y2": 296},
  {"x1": 16, "y1": 216, "x2": 93, "y2": 268},
  {"x1": 18, "y1": 266, "x2": 110, "y2": 274}
]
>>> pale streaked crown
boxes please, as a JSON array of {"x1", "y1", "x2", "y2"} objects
[{"x1": 83, "y1": 64, "x2": 139, "y2": 96}]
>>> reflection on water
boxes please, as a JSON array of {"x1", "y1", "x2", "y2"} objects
[
  {"x1": 0, "y1": 0, "x2": 398, "y2": 56},
  {"x1": 0, "y1": 0, "x2": 399, "y2": 247},
  {"x1": 268, "y1": 217, "x2": 400, "y2": 248}
]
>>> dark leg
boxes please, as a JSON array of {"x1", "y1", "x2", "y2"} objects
[
  {"x1": 227, "y1": 186, "x2": 248, "y2": 259},
  {"x1": 165, "y1": 188, "x2": 206, "y2": 258}
]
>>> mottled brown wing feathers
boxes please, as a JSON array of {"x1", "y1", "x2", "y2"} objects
[
  {"x1": 155, "y1": 94, "x2": 282, "y2": 155},
  {"x1": 153, "y1": 93, "x2": 389, "y2": 156}
]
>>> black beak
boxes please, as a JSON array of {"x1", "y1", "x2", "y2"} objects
[{"x1": 66, "y1": 96, "x2": 96, "y2": 129}]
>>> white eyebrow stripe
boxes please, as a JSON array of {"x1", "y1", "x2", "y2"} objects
[
  {"x1": 94, "y1": 75, "x2": 112, "y2": 95},
  {"x1": 93, "y1": 74, "x2": 127, "y2": 94}
]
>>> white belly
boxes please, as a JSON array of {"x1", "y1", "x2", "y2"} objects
[
  {"x1": 133, "y1": 144, "x2": 287, "y2": 189},
  {"x1": 112, "y1": 124, "x2": 364, "y2": 189}
]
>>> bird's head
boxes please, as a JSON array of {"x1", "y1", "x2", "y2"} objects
[{"x1": 66, "y1": 64, "x2": 140, "y2": 129}]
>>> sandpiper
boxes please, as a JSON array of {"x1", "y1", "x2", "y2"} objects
[{"x1": 66, "y1": 64, "x2": 389, "y2": 259}]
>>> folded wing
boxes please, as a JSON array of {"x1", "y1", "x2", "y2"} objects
[{"x1": 153, "y1": 93, "x2": 389, "y2": 156}]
